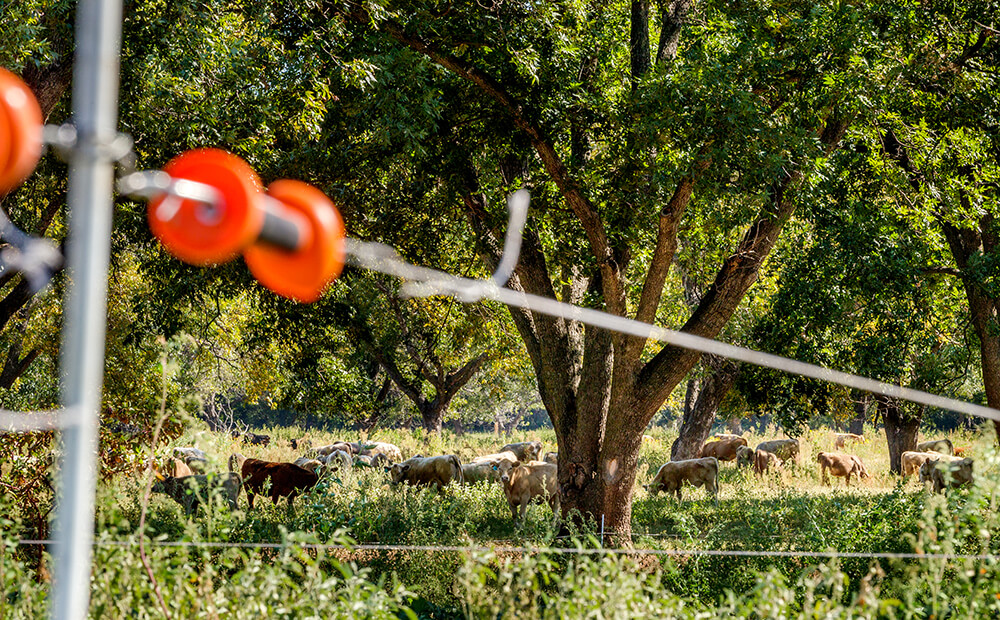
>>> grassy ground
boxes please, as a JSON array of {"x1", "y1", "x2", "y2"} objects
[{"x1": 6, "y1": 423, "x2": 1000, "y2": 617}]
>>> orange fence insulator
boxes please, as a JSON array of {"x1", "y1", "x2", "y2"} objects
[{"x1": 0, "y1": 68, "x2": 43, "y2": 195}]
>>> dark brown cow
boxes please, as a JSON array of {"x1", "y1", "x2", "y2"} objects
[{"x1": 238, "y1": 457, "x2": 318, "y2": 509}]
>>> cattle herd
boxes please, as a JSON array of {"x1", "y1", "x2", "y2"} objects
[{"x1": 148, "y1": 430, "x2": 977, "y2": 520}]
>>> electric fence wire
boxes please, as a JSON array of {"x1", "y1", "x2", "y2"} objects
[{"x1": 13, "y1": 539, "x2": 1000, "y2": 562}]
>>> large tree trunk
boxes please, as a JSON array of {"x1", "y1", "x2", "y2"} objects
[
  {"x1": 849, "y1": 392, "x2": 869, "y2": 435},
  {"x1": 671, "y1": 356, "x2": 740, "y2": 460},
  {"x1": 419, "y1": 402, "x2": 445, "y2": 433},
  {"x1": 880, "y1": 397, "x2": 920, "y2": 474}
]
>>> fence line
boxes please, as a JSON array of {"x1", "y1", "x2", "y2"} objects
[{"x1": 14, "y1": 539, "x2": 1000, "y2": 562}]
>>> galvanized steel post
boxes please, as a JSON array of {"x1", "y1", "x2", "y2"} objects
[{"x1": 49, "y1": 0, "x2": 123, "y2": 618}]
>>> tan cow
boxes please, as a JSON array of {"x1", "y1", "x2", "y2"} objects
[
  {"x1": 753, "y1": 450, "x2": 782, "y2": 477},
  {"x1": 314, "y1": 442, "x2": 355, "y2": 457},
  {"x1": 500, "y1": 441, "x2": 543, "y2": 462},
  {"x1": 389, "y1": 455, "x2": 463, "y2": 488},
  {"x1": 755, "y1": 439, "x2": 801, "y2": 464},
  {"x1": 461, "y1": 461, "x2": 503, "y2": 484},
  {"x1": 711, "y1": 433, "x2": 744, "y2": 443},
  {"x1": 919, "y1": 457, "x2": 974, "y2": 493},
  {"x1": 499, "y1": 461, "x2": 559, "y2": 521},
  {"x1": 901, "y1": 451, "x2": 960, "y2": 477},
  {"x1": 542, "y1": 451, "x2": 558, "y2": 465},
  {"x1": 700, "y1": 437, "x2": 748, "y2": 461},
  {"x1": 816, "y1": 452, "x2": 869, "y2": 486},
  {"x1": 318, "y1": 449, "x2": 353, "y2": 475},
  {"x1": 735, "y1": 445, "x2": 754, "y2": 469},
  {"x1": 292, "y1": 457, "x2": 324, "y2": 475},
  {"x1": 917, "y1": 439, "x2": 954, "y2": 456},
  {"x1": 644, "y1": 458, "x2": 719, "y2": 502},
  {"x1": 160, "y1": 457, "x2": 194, "y2": 478},
  {"x1": 834, "y1": 433, "x2": 865, "y2": 450},
  {"x1": 470, "y1": 451, "x2": 518, "y2": 466},
  {"x1": 360, "y1": 441, "x2": 404, "y2": 463}
]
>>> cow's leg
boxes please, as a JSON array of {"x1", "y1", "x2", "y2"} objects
[
  {"x1": 821, "y1": 466, "x2": 829, "y2": 485},
  {"x1": 509, "y1": 502, "x2": 518, "y2": 521}
]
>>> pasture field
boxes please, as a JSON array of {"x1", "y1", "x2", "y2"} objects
[{"x1": 5, "y1": 423, "x2": 1000, "y2": 618}]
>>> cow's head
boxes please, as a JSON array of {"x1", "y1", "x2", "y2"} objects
[
  {"x1": 498, "y1": 460, "x2": 520, "y2": 484},
  {"x1": 491, "y1": 459, "x2": 515, "y2": 480},
  {"x1": 389, "y1": 463, "x2": 409, "y2": 485}
]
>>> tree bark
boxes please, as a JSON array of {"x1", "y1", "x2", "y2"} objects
[
  {"x1": 880, "y1": 397, "x2": 919, "y2": 474},
  {"x1": 849, "y1": 392, "x2": 869, "y2": 435},
  {"x1": 671, "y1": 356, "x2": 739, "y2": 460}
]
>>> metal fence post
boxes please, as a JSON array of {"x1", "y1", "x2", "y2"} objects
[{"x1": 49, "y1": 0, "x2": 123, "y2": 618}]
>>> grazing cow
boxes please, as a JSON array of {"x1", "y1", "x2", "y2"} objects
[
  {"x1": 172, "y1": 447, "x2": 208, "y2": 473},
  {"x1": 755, "y1": 439, "x2": 801, "y2": 464},
  {"x1": 232, "y1": 431, "x2": 271, "y2": 446},
  {"x1": 700, "y1": 437, "x2": 748, "y2": 461},
  {"x1": 238, "y1": 457, "x2": 318, "y2": 509},
  {"x1": 470, "y1": 451, "x2": 518, "y2": 466},
  {"x1": 816, "y1": 452, "x2": 869, "y2": 486},
  {"x1": 499, "y1": 441, "x2": 543, "y2": 462},
  {"x1": 542, "y1": 451, "x2": 558, "y2": 465},
  {"x1": 172, "y1": 447, "x2": 207, "y2": 461},
  {"x1": 352, "y1": 453, "x2": 389, "y2": 469},
  {"x1": 711, "y1": 433, "x2": 744, "y2": 443},
  {"x1": 388, "y1": 455, "x2": 463, "y2": 488},
  {"x1": 917, "y1": 439, "x2": 954, "y2": 456},
  {"x1": 292, "y1": 457, "x2": 324, "y2": 474},
  {"x1": 644, "y1": 458, "x2": 719, "y2": 502},
  {"x1": 499, "y1": 461, "x2": 559, "y2": 521},
  {"x1": 901, "y1": 451, "x2": 959, "y2": 477},
  {"x1": 157, "y1": 457, "x2": 194, "y2": 478},
  {"x1": 318, "y1": 449, "x2": 353, "y2": 475},
  {"x1": 314, "y1": 442, "x2": 355, "y2": 457},
  {"x1": 355, "y1": 441, "x2": 403, "y2": 462},
  {"x1": 753, "y1": 450, "x2": 782, "y2": 477},
  {"x1": 919, "y1": 457, "x2": 974, "y2": 493},
  {"x1": 290, "y1": 437, "x2": 312, "y2": 451},
  {"x1": 152, "y1": 472, "x2": 242, "y2": 515},
  {"x1": 735, "y1": 446, "x2": 754, "y2": 469},
  {"x1": 461, "y1": 461, "x2": 503, "y2": 484},
  {"x1": 228, "y1": 452, "x2": 247, "y2": 474},
  {"x1": 834, "y1": 433, "x2": 865, "y2": 450}
]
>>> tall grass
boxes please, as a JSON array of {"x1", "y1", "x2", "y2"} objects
[{"x1": 5, "y1": 424, "x2": 999, "y2": 617}]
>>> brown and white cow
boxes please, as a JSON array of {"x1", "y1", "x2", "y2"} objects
[
  {"x1": 499, "y1": 461, "x2": 559, "y2": 521},
  {"x1": 645, "y1": 458, "x2": 719, "y2": 502},
  {"x1": 816, "y1": 452, "x2": 869, "y2": 486},
  {"x1": 388, "y1": 455, "x2": 463, "y2": 488}
]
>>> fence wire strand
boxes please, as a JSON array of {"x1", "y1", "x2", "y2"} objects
[{"x1": 13, "y1": 539, "x2": 1000, "y2": 562}]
